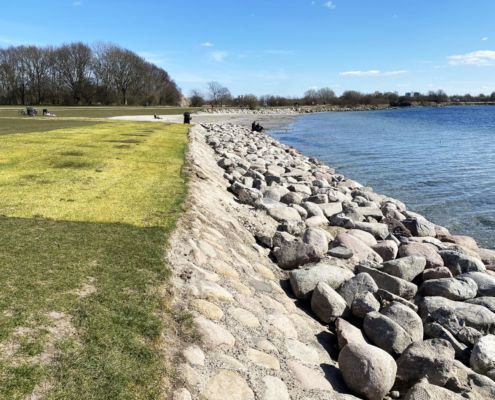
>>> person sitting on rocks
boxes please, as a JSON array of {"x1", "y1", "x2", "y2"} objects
[{"x1": 251, "y1": 121, "x2": 264, "y2": 132}]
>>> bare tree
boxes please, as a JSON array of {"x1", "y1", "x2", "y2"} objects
[
  {"x1": 207, "y1": 81, "x2": 231, "y2": 106},
  {"x1": 189, "y1": 89, "x2": 205, "y2": 107}
]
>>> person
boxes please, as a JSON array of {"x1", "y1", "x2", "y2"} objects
[
  {"x1": 154, "y1": 114, "x2": 162, "y2": 119},
  {"x1": 251, "y1": 120, "x2": 264, "y2": 132},
  {"x1": 183, "y1": 112, "x2": 192, "y2": 124}
]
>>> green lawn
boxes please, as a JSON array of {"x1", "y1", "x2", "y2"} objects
[{"x1": 0, "y1": 119, "x2": 189, "y2": 399}]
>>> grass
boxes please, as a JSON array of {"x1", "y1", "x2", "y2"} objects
[{"x1": 0, "y1": 119, "x2": 189, "y2": 399}]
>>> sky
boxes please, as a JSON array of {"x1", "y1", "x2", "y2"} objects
[{"x1": 1, "y1": 0, "x2": 495, "y2": 97}]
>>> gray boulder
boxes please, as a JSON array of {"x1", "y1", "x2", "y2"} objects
[
  {"x1": 337, "y1": 272, "x2": 378, "y2": 306},
  {"x1": 372, "y1": 240, "x2": 398, "y2": 261},
  {"x1": 268, "y1": 206, "x2": 302, "y2": 222},
  {"x1": 381, "y1": 302, "x2": 424, "y2": 342},
  {"x1": 461, "y1": 271, "x2": 495, "y2": 296},
  {"x1": 353, "y1": 221, "x2": 389, "y2": 240},
  {"x1": 423, "y1": 266, "x2": 453, "y2": 281},
  {"x1": 420, "y1": 277, "x2": 478, "y2": 301},
  {"x1": 230, "y1": 181, "x2": 263, "y2": 206},
  {"x1": 399, "y1": 242, "x2": 444, "y2": 268},
  {"x1": 338, "y1": 342, "x2": 397, "y2": 400},
  {"x1": 381, "y1": 256, "x2": 426, "y2": 282},
  {"x1": 402, "y1": 215, "x2": 437, "y2": 237},
  {"x1": 466, "y1": 297, "x2": 495, "y2": 313},
  {"x1": 404, "y1": 381, "x2": 465, "y2": 400},
  {"x1": 375, "y1": 288, "x2": 418, "y2": 312},
  {"x1": 289, "y1": 263, "x2": 354, "y2": 299},
  {"x1": 397, "y1": 339, "x2": 455, "y2": 386},
  {"x1": 273, "y1": 240, "x2": 320, "y2": 269},
  {"x1": 280, "y1": 191, "x2": 303, "y2": 205},
  {"x1": 471, "y1": 335, "x2": 495, "y2": 375},
  {"x1": 335, "y1": 318, "x2": 367, "y2": 349},
  {"x1": 351, "y1": 291, "x2": 381, "y2": 319},
  {"x1": 439, "y1": 250, "x2": 486, "y2": 275},
  {"x1": 302, "y1": 228, "x2": 329, "y2": 257},
  {"x1": 311, "y1": 282, "x2": 348, "y2": 323},
  {"x1": 424, "y1": 322, "x2": 470, "y2": 364},
  {"x1": 301, "y1": 201, "x2": 324, "y2": 218},
  {"x1": 318, "y1": 202, "x2": 343, "y2": 218},
  {"x1": 334, "y1": 233, "x2": 383, "y2": 264},
  {"x1": 357, "y1": 264, "x2": 418, "y2": 300},
  {"x1": 328, "y1": 246, "x2": 353, "y2": 259},
  {"x1": 363, "y1": 311, "x2": 414, "y2": 357}
]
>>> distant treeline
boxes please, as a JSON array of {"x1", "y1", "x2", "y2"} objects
[
  {"x1": 0, "y1": 42, "x2": 182, "y2": 106},
  {"x1": 191, "y1": 83, "x2": 495, "y2": 108}
]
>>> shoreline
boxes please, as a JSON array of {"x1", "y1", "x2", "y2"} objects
[{"x1": 167, "y1": 121, "x2": 495, "y2": 399}]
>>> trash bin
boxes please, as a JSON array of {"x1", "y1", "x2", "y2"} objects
[{"x1": 183, "y1": 112, "x2": 192, "y2": 124}]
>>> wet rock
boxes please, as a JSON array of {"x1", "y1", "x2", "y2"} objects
[
  {"x1": 363, "y1": 311, "x2": 414, "y2": 357},
  {"x1": 337, "y1": 272, "x2": 378, "y2": 307},
  {"x1": 399, "y1": 242, "x2": 444, "y2": 268},
  {"x1": 289, "y1": 263, "x2": 354, "y2": 299},
  {"x1": 381, "y1": 256, "x2": 426, "y2": 282},
  {"x1": 421, "y1": 276, "x2": 478, "y2": 301},
  {"x1": 338, "y1": 342, "x2": 397, "y2": 400},
  {"x1": 372, "y1": 240, "x2": 398, "y2": 261},
  {"x1": 439, "y1": 250, "x2": 486, "y2": 275},
  {"x1": 471, "y1": 335, "x2": 495, "y2": 375},
  {"x1": 311, "y1": 281, "x2": 348, "y2": 323},
  {"x1": 357, "y1": 264, "x2": 418, "y2": 300},
  {"x1": 396, "y1": 339, "x2": 455, "y2": 386},
  {"x1": 423, "y1": 266, "x2": 453, "y2": 281},
  {"x1": 351, "y1": 291, "x2": 381, "y2": 318}
]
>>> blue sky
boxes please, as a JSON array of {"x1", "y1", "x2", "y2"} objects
[{"x1": 1, "y1": 0, "x2": 494, "y2": 97}]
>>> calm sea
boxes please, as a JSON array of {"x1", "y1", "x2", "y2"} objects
[{"x1": 269, "y1": 106, "x2": 495, "y2": 249}]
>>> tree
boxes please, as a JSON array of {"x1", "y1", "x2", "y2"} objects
[
  {"x1": 317, "y1": 88, "x2": 336, "y2": 104},
  {"x1": 235, "y1": 94, "x2": 258, "y2": 109},
  {"x1": 189, "y1": 89, "x2": 205, "y2": 107},
  {"x1": 207, "y1": 81, "x2": 231, "y2": 106}
]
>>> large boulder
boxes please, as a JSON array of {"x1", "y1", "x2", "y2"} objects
[
  {"x1": 466, "y1": 297, "x2": 495, "y2": 313},
  {"x1": 471, "y1": 335, "x2": 495, "y2": 375},
  {"x1": 363, "y1": 312, "x2": 414, "y2": 357},
  {"x1": 402, "y1": 214, "x2": 437, "y2": 237},
  {"x1": 357, "y1": 264, "x2": 418, "y2": 300},
  {"x1": 419, "y1": 277, "x2": 478, "y2": 301},
  {"x1": 381, "y1": 256, "x2": 426, "y2": 282},
  {"x1": 404, "y1": 381, "x2": 465, "y2": 400},
  {"x1": 424, "y1": 322, "x2": 470, "y2": 364},
  {"x1": 372, "y1": 240, "x2": 398, "y2": 261},
  {"x1": 399, "y1": 242, "x2": 444, "y2": 268},
  {"x1": 353, "y1": 222, "x2": 389, "y2": 240},
  {"x1": 334, "y1": 233, "x2": 383, "y2": 264},
  {"x1": 335, "y1": 318, "x2": 367, "y2": 349},
  {"x1": 273, "y1": 240, "x2": 320, "y2": 269},
  {"x1": 381, "y1": 302, "x2": 424, "y2": 342},
  {"x1": 311, "y1": 282, "x2": 348, "y2": 323},
  {"x1": 302, "y1": 228, "x2": 329, "y2": 257},
  {"x1": 230, "y1": 181, "x2": 263, "y2": 206},
  {"x1": 439, "y1": 250, "x2": 486, "y2": 275},
  {"x1": 318, "y1": 202, "x2": 343, "y2": 218},
  {"x1": 396, "y1": 339, "x2": 455, "y2": 386},
  {"x1": 301, "y1": 201, "x2": 325, "y2": 218},
  {"x1": 347, "y1": 229, "x2": 377, "y2": 247},
  {"x1": 461, "y1": 271, "x2": 495, "y2": 296},
  {"x1": 418, "y1": 296, "x2": 495, "y2": 334},
  {"x1": 337, "y1": 273, "x2": 378, "y2": 307},
  {"x1": 289, "y1": 263, "x2": 354, "y2": 299},
  {"x1": 268, "y1": 206, "x2": 302, "y2": 223},
  {"x1": 423, "y1": 266, "x2": 453, "y2": 281},
  {"x1": 351, "y1": 291, "x2": 381, "y2": 319},
  {"x1": 338, "y1": 342, "x2": 397, "y2": 400}
]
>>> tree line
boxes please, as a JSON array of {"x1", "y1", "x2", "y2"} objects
[
  {"x1": 190, "y1": 83, "x2": 495, "y2": 108},
  {"x1": 0, "y1": 42, "x2": 182, "y2": 106}
]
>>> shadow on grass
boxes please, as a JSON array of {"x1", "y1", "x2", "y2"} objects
[{"x1": 0, "y1": 215, "x2": 174, "y2": 400}]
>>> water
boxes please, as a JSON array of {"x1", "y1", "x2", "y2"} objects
[{"x1": 269, "y1": 106, "x2": 495, "y2": 249}]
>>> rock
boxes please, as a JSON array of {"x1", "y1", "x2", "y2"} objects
[
  {"x1": 335, "y1": 318, "x2": 368, "y2": 349},
  {"x1": 318, "y1": 202, "x2": 343, "y2": 218},
  {"x1": 423, "y1": 266, "x2": 453, "y2": 281},
  {"x1": 228, "y1": 307, "x2": 260, "y2": 328},
  {"x1": 273, "y1": 240, "x2": 320, "y2": 269},
  {"x1": 338, "y1": 342, "x2": 397, "y2": 400},
  {"x1": 450, "y1": 235, "x2": 479, "y2": 252},
  {"x1": 278, "y1": 220, "x2": 306, "y2": 236},
  {"x1": 439, "y1": 250, "x2": 486, "y2": 275},
  {"x1": 334, "y1": 233, "x2": 383, "y2": 264},
  {"x1": 381, "y1": 302, "x2": 424, "y2": 342},
  {"x1": 375, "y1": 288, "x2": 418, "y2": 312},
  {"x1": 396, "y1": 339, "x2": 455, "y2": 386},
  {"x1": 448, "y1": 359, "x2": 495, "y2": 399},
  {"x1": 305, "y1": 215, "x2": 329, "y2": 227},
  {"x1": 285, "y1": 339, "x2": 320, "y2": 364},
  {"x1": 291, "y1": 203, "x2": 308, "y2": 219},
  {"x1": 399, "y1": 242, "x2": 444, "y2": 268},
  {"x1": 461, "y1": 271, "x2": 495, "y2": 296},
  {"x1": 311, "y1": 282, "x2": 348, "y2": 323},
  {"x1": 272, "y1": 231, "x2": 296, "y2": 248},
  {"x1": 372, "y1": 240, "x2": 398, "y2": 261},
  {"x1": 191, "y1": 299, "x2": 224, "y2": 321},
  {"x1": 363, "y1": 311, "x2": 414, "y2": 357},
  {"x1": 230, "y1": 181, "x2": 263, "y2": 206},
  {"x1": 289, "y1": 263, "x2": 354, "y2": 299},
  {"x1": 424, "y1": 322, "x2": 470, "y2": 364},
  {"x1": 301, "y1": 201, "x2": 325, "y2": 218},
  {"x1": 306, "y1": 194, "x2": 328, "y2": 204},
  {"x1": 328, "y1": 246, "x2": 354, "y2": 259},
  {"x1": 404, "y1": 381, "x2": 465, "y2": 400},
  {"x1": 420, "y1": 277, "x2": 478, "y2": 301},
  {"x1": 471, "y1": 335, "x2": 495, "y2": 375},
  {"x1": 263, "y1": 186, "x2": 289, "y2": 202},
  {"x1": 418, "y1": 296, "x2": 495, "y2": 334},
  {"x1": 347, "y1": 229, "x2": 378, "y2": 247},
  {"x1": 351, "y1": 291, "x2": 381, "y2": 318},
  {"x1": 478, "y1": 248, "x2": 495, "y2": 270},
  {"x1": 466, "y1": 297, "x2": 495, "y2": 313},
  {"x1": 246, "y1": 348, "x2": 280, "y2": 370},
  {"x1": 183, "y1": 345, "x2": 205, "y2": 366},
  {"x1": 402, "y1": 214, "x2": 437, "y2": 237},
  {"x1": 268, "y1": 206, "x2": 302, "y2": 222},
  {"x1": 302, "y1": 228, "x2": 329, "y2": 257},
  {"x1": 173, "y1": 388, "x2": 192, "y2": 400},
  {"x1": 353, "y1": 222, "x2": 389, "y2": 240},
  {"x1": 202, "y1": 370, "x2": 254, "y2": 400},
  {"x1": 380, "y1": 256, "x2": 426, "y2": 282},
  {"x1": 338, "y1": 272, "x2": 378, "y2": 306},
  {"x1": 262, "y1": 376, "x2": 290, "y2": 400},
  {"x1": 357, "y1": 264, "x2": 418, "y2": 300},
  {"x1": 195, "y1": 317, "x2": 236, "y2": 349},
  {"x1": 280, "y1": 191, "x2": 303, "y2": 205},
  {"x1": 287, "y1": 360, "x2": 334, "y2": 391}
]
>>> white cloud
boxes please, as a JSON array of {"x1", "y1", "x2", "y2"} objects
[
  {"x1": 323, "y1": 1, "x2": 336, "y2": 9},
  {"x1": 339, "y1": 70, "x2": 407, "y2": 77},
  {"x1": 201, "y1": 41, "x2": 214, "y2": 47},
  {"x1": 482, "y1": 37, "x2": 488, "y2": 41},
  {"x1": 73, "y1": 0, "x2": 83, "y2": 6},
  {"x1": 448, "y1": 50, "x2": 495, "y2": 66},
  {"x1": 209, "y1": 51, "x2": 228, "y2": 62}
]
